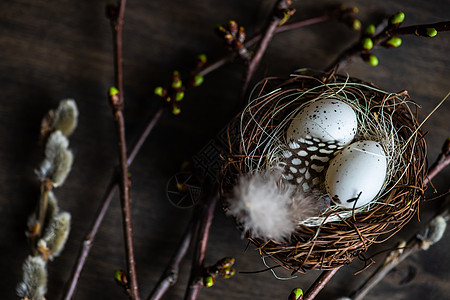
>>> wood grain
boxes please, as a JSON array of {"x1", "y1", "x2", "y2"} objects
[{"x1": 1, "y1": 0, "x2": 449, "y2": 299}]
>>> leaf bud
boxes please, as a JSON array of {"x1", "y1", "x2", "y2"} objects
[
  {"x1": 192, "y1": 75, "x2": 204, "y2": 87},
  {"x1": 197, "y1": 54, "x2": 207, "y2": 64},
  {"x1": 220, "y1": 267, "x2": 236, "y2": 279},
  {"x1": 216, "y1": 257, "x2": 235, "y2": 270},
  {"x1": 228, "y1": 20, "x2": 238, "y2": 35},
  {"x1": 362, "y1": 53, "x2": 379, "y2": 66},
  {"x1": 361, "y1": 37, "x2": 373, "y2": 50},
  {"x1": 288, "y1": 288, "x2": 303, "y2": 300},
  {"x1": 113, "y1": 270, "x2": 128, "y2": 286},
  {"x1": 364, "y1": 24, "x2": 376, "y2": 36},
  {"x1": 154, "y1": 86, "x2": 166, "y2": 97},
  {"x1": 385, "y1": 36, "x2": 402, "y2": 48},
  {"x1": 171, "y1": 71, "x2": 182, "y2": 89},
  {"x1": 171, "y1": 103, "x2": 181, "y2": 115},
  {"x1": 203, "y1": 275, "x2": 215, "y2": 288},
  {"x1": 109, "y1": 86, "x2": 119, "y2": 97},
  {"x1": 390, "y1": 12, "x2": 405, "y2": 25},
  {"x1": 175, "y1": 91, "x2": 184, "y2": 102},
  {"x1": 426, "y1": 27, "x2": 437, "y2": 37},
  {"x1": 351, "y1": 6, "x2": 359, "y2": 14},
  {"x1": 352, "y1": 19, "x2": 362, "y2": 31}
]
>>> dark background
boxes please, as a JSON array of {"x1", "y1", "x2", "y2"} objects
[{"x1": 1, "y1": 0, "x2": 449, "y2": 299}]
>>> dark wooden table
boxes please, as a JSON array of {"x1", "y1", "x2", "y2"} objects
[{"x1": 1, "y1": 0, "x2": 449, "y2": 299}]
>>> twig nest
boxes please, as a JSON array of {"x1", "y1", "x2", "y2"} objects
[{"x1": 220, "y1": 71, "x2": 426, "y2": 271}]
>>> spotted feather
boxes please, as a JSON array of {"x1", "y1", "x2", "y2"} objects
[{"x1": 281, "y1": 136, "x2": 342, "y2": 192}]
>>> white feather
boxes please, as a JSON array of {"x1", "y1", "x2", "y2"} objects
[{"x1": 227, "y1": 170, "x2": 296, "y2": 241}]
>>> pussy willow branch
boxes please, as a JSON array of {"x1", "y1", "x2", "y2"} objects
[
  {"x1": 147, "y1": 219, "x2": 194, "y2": 300},
  {"x1": 184, "y1": 185, "x2": 219, "y2": 300},
  {"x1": 239, "y1": 0, "x2": 293, "y2": 104},
  {"x1": 326, "y1": 21, "x2": 450, "y2": 72},
  {"x1": 109, "y1": 1, "x2": 141, "y2": 299},
  {"x1": 29, "y1": 181, "x2": 53, "y2": 255}
]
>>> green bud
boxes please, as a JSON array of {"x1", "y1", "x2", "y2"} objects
[
  {"x1": 364, "y1": 24, "x2": 376, "y2": 36},
  {"x1": 352, "y1": 19, "x2": 362, "y2": 31},
  {"x1": 390, "y1": 12, "x2": 405, "y2": 25},
  {"x1": 203, "y1": 275, "x2": 215, "y2": 287},
  {"x1": 154, "y1": 86, "x2": 165, "y2": 97},
  {"x1": 193, "y1": 75, "x2": 204, "y2": 87},
  {"x1": 171, "y1": 103, "x2": 181, "y2": 115},
  {"x1": 216, "y1": 25, "x2": 226, "y2": 33},
  {"x1": 113, "y1": 270, "x2": 128, "y2": 286},
  {"x1": 361, "y1": 37, "x2": 373, "y2": 50},
  {"x1": 220, "y1": 267, "x2": 236, "y2": 279},
  {"x1": 426, "y1": 27, "x2": 437, "y2": 37},
  {"x1": 386, "y1": 36, "x2": 402, "y2": 48},
  {"x1": 175, "y1": 91, "x2": 184, "y2": 101},
  {"x1": 171, "y1": 79, "x2": 182, "y2": 89},
  {"x1": 109, "y1": 86, "x2": 119, "y2": 96},
  {"x1": 364, "y1": 54, "x2": 379, "y2": 66},
  {"x1": 217, "y1": 257, "x2": 235, "y2": 269},
  {"x1": 288, "y1": 288, "x2": 303, "y2": 300},
  {"x1": 197, "y1": 54, "x2": 207, "y2": 64}
]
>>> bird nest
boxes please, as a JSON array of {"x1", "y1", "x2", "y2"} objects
[{"x1": 220, "y1": 71, "x2": 427, "y2": 271}]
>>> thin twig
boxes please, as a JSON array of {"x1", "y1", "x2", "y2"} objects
[
  {"x1": 304, "y1": 267, "x2": 342, "y2": 300},
  {"x1": 424, "y1": 138, "x2": 450, "y2": 186},
  {"x1": 62, "y1": 107, "x2": 164, "y2": 300},
  {"x1": 239, "y1": 0, "x2": 292, "y2": 104},
  {"x1": 147, "y1": 219, "x2": 194, "y2": 300},
  {"x1": 29, "y1": 181, "x2": 53, "y2": 254},
  {"x1": 108, "y1": 1, "x2": 140, "y2": 299},
  {"x1": 197, "y1": 14, "x2": 333, "y2": 78},
  {"x1": 184, "y1": 185, "x2": 219, "y2": 300},
  {"x1": 326, "y1": 21, "x2": 450, "y2": 72},
  {"x1": 110, "y1": 89, "x2": 140, "y2": 300}
]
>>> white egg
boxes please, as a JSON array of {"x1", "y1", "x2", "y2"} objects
[
  {"x1": 325, "y1": 140, "x2": 387, "y2": 209},
  {"x1": 286, "y1": 98, "x2": 357, "y2": 145}
]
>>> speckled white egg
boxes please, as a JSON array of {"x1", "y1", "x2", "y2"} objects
[
  {"x1": 325, "y1": 140, "x2": 387, "y2": 209},
  {"x1": 286, "y1": 98, "x2": 357, "y2": 145}
]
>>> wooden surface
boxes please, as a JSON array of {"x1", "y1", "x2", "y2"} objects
[{"x1": 1, "y1": 0, "x2": 449, "y2": 299}]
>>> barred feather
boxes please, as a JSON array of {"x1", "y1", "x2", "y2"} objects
[{"x1": 281, "y1": 136, "x2": 342, "y2": 192}]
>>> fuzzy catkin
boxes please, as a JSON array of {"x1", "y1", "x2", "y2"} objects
[
  {"x1": 38, "y1": 211, "x2": 71, "y2": 260},
  {"x1": 37, "y1": 130, "x2": 73, "y2": 187},
  {"x1": 52, "y1": 99, "x2": 78, "y2": 136},
  {"x1": 16, "y1": 256, "x2": 47, "y2": 300}
]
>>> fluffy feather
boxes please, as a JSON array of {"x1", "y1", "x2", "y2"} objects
[{"x1": 227, "y1": 170, "x2": 321, "y2": 242}]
